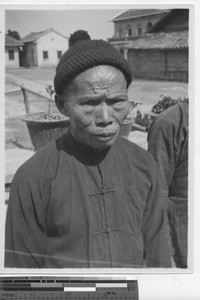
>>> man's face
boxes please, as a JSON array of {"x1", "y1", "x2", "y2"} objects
[{"x1": 61, "y1": 65, "x2": 130, "y2": 150}]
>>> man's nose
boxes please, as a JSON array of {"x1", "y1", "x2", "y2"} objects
[{"x1": 95, "y1": 103, "x2": 113, "y2": 127}]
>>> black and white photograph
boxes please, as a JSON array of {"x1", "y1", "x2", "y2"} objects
[{"x1": 2, "y1": 4, "x2": 192, "y2": 272}]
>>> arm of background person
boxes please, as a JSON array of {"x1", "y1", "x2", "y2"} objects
[
  {"x1": 142, "y1": 157, "x2": 172, "y2": 268},
  {"x1": 147, "y1": 116, "x2": 176, "y2": 195}
]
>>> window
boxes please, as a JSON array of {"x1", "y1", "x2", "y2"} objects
[
  {"x1": 118, "y1": 26, "x2": 123, "y2": 38},
  {"x1": 127, "y1": 25, "x2": 132, "y2": 37},
  {"x1": 43, "y1": 51, "x2": 48, "y2": 60},
  {"x1": 136, "y1": 23, "x2": 142, "y2": 36},
  {"x1": 8, "y1": 50, "x2": 14, "y2": 60},
  {"x1": 147, "y1": 22, "x2": 153, "y2": 31},
  {"x1": 57, "y1": 51, "x2": 62, "y2": 59}
]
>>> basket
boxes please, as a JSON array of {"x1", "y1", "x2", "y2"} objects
[{"x1": 21, "y1": 112, "x2": 70, "y2": 151}]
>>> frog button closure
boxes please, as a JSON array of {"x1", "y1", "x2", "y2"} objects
[{"x1": 100, "y1": 189, "x2": 106, "y2": 195}]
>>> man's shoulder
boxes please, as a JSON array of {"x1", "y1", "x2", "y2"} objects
[
  {"x1": 14, "y1": 140, "x2": 60, "y2": 181},
  {"x1": 116, "y1": 136, "x2": 153, "y2": 161},
  {"x1": 155, "y1": 101, "x2": 188, "y2": 124},
  {"x1": 149, "y1": 101, "x2": 188, "y2": 136},
  {"x1": 115, "y1": 136, "x2": 160, "y2": 178}
]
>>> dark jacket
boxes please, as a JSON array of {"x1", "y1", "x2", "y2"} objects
[
  {"x1": 5, "y1": 131, "x2": 171, "y2": 268},
  {"x1": 148, "y1": 102, "x2": 188, "y2": 268}
]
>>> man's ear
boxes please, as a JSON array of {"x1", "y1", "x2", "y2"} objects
[{"x1": 55, "y1": 94, "x2": 69, "y2": 116}]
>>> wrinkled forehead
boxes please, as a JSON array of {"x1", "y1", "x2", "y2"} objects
[
  {"x1": 79, "y1": 65, "x2": 126, "y2": 84},
  {"x1": 67, "y1": 65, "x2": 127, "y2": 92}
]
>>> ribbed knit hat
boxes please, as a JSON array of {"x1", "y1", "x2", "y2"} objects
[{"x1": 54, "y1": 30, "x2": 132, "y2": 95}]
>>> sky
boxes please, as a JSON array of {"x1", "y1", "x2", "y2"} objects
[{"x1": 5, "y1": 8, "x2": 124, "y2": 40}]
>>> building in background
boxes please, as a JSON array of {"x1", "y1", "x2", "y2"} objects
[
  {"x1": 127, "y1": 9, "x2": 189, "y2": 82},
  {"x1": 21, "y1": 28, "x2": 68, "y2": 68},
  {"x1": 108, "y1": 9, "x2": 189, "y2": 82},
  {"x1": 5, "y1": 35, "x2": 24, "y2": 68},
  {"x1": 108, "y1": 9, "x2": 170, "y2": 56}
]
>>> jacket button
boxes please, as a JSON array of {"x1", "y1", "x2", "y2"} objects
[
  {"x1": 101, "y1": 189, "x2": 106, "y2": 195},
  {"x1": 105, "y1": 229, "x2": 110, "y2": 234}
]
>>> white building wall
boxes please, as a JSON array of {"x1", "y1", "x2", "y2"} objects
[
  {"x1": 36, "y1": 31, "x2": 68, "y2": 67},
  {"x1": 5, "y1": 47, "x2": 20, "y2": 68}
]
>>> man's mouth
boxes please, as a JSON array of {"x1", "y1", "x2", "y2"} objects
[
  {"x1": 98, "y1": 132, "x2": 114, "y2": 137},
  {"x1": 94, "y1": 132, "x2": 117, "y2": 141}
]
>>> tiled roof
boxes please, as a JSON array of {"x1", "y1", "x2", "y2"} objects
[
  {"x1": 148, "y1": 9, "x2": 189, "y2": 33},
  {"x1": 22, "y1": 28, "x2": 68, "y2": 43},
  {"x1": 110, "y1": 9, "x2": 170, "y2": 22},
  {"x1": 22, "y1": 29, "x2": 48, "y2": 42},
  {"x1": 5, "y1": 35, "x2": 24, "y2": 47},
  {"x1": 126, "y1": 31, "x2": 188, "y2": 49}
]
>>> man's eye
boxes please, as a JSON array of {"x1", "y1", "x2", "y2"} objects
[
  {"x1": 81, "y1": 101, "x2": 94, "y2": 106},
  {"x1": 111, "y1": 99, "x2": 126, "y2": 104}
]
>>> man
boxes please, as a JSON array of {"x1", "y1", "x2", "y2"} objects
[
  {"x1": 5, "y1": 30, "x2": 171, "y2": 268},
  {"x1": 148, "y1": 100, "x2": 188, "y2": 268}
]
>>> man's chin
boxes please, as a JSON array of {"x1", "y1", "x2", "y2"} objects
[{"x1": 92, "y1": 133, "x2": 118, "y2": 150}]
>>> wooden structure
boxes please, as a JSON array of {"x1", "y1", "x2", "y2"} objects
[{"x1": 5, "y1": 73, "x2": 53, "y2": 114}]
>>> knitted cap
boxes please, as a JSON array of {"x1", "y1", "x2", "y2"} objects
[{"x1": 54, "y1": 30, "x2": 132, "y2": 95}]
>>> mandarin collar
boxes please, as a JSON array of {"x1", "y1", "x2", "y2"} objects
[{"x1": 65, "y1": 129, "x2": 110, "y2": 157}]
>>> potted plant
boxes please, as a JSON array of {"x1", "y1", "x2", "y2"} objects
[
  {"x1": 119, "y1": 115, "x2": 134, "y2": 138},
  {"x1": 21, "y1": 85, "x2": 70, "y2": 151},
  {"x1": 119, "y1": 101, "x2": 141, "y2": 138},
  {"x1": 151, "y1": 95, "x2": 188, "y2": 114},
  {"x1": 133, "y1": 96, "x2": 189, "y2": 133}
]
